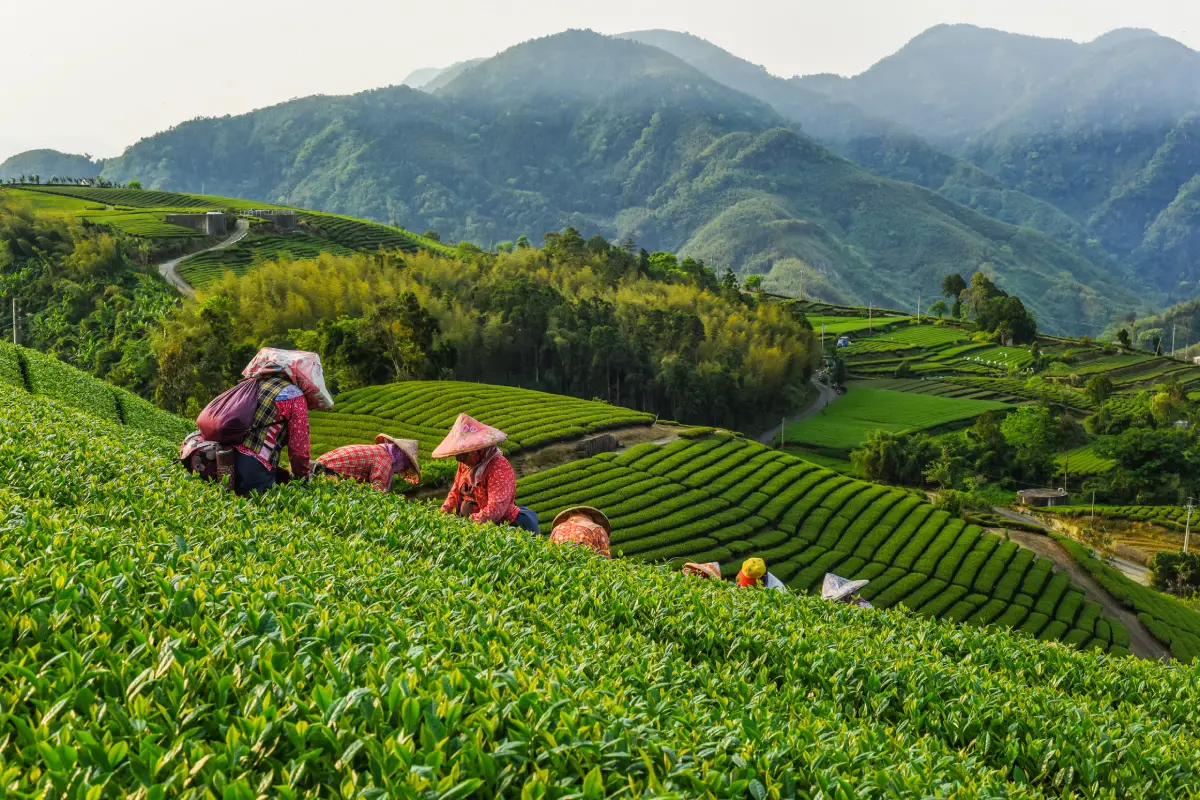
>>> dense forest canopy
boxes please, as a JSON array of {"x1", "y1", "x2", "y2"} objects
[{"x1": 154, "y1": 230, "x2": 818, "y2": 429}]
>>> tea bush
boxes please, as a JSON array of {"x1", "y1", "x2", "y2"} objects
[{"x1": 4, "y1": 385, "x2": 1199, "y2": 795}]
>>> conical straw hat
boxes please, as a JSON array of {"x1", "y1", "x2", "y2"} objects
[
  {"x1": 374, "y1": 434, "x2": 421, "y2": 484},
  {"x1": 431, "y1": 413, "x2": 507, "y2": 459},
  {"x1": 682, "y1": 561, "x2": 722, "y2": 579},
  {"x1": 821, "y1": 573, "x2": 869, "y2": 601}
]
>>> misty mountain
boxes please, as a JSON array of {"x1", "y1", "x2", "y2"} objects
[
  {"x1": 93, "y1": 30, "x2": 1143, "y2": 333},
  {"x1": 403, "y1": 58, "x2": 488, "y2": 92},
  {"x1": 1, "y1": 149, "x2": 103, "y2": 180},
  {"x1": 618, "y1": 29, "x2": 1097, "y2": 255},
  {"x1": 796, "y1": 24, "x2": 1200, "y2": 300}
]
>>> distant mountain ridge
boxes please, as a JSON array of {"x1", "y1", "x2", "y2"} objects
[
  {"x1": 84, "y1": 29, "x2": 1145, "y2": 334},
  {"x1": 0, "y1": 149, "x2": 103, "y2": 180}
]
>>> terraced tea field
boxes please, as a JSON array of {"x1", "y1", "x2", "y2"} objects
[
  {"x1": 4, "y1": 385, "x2": 1198, "y2": 795},
  {"x1": 807, "y1": 314, "x2": 912, "y2": 335},
  {"x1": 179, "y1": 234, "x2": 355, "y2": 286},
  {"x1": 0, "y1": 341, "x2": 193, "y2": 442},
  {"x1": 1057, "y1": 441, "x2": 1118, "y2": 476},
  {"x1": 310, "y1": 380, "x2": 655, "y2": 464},
  {"x1": 1053, "y1": 504, "x2": 1194, "y2": 532},
  {"x1": 780, "y1": 386, "x2": 1011, "y2": 451},
  {"x1": 8, "y1": 185, "x2": 453, "y2": 255},
  {"x1": 516, "y1": 431, "x2": 1134, "y2": 655}
]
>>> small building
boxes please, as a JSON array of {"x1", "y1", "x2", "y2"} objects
[
  {"x1": 836, "y1": 336, "x2": 851, "y2": 348},
  {"x1": 1017, "y1": 488, "x2": 1069, "y2": 508},
  {"x1": 1192, "y1": 356, "x2": 1200, "y2": 366},
  {"x1": 244, "y1": 209, "x2": 298, "y2": 231},
  {"x1": 1175, "y1": 419, "x2": 1192, "y2": 430},
  {"x1": 165, "y1": 212, "x2": 227, "y2": 236}
]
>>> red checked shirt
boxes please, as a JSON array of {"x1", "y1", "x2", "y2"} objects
[
  {"x1": 441, "y1": 456, "x2": 520, "y2": 524},
  {"x1": 315, "y1": 444, "x2": 396, "y2": 492},
  {"x1": 234, "y1": 386, "x2": 310, "y2": 477}
]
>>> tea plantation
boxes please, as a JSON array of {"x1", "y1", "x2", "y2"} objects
[
  {"x1": 516, "y1": 431, "x2": 1140, "y2": 656},
  {"x1": 3, "y1": 384, "x2": 1199, "y2": 796},
  {"x1": 309, "y1": 381, "x2": 656, "y2": 479},
  {"x1": 178, "y1": 234, "x2": 355, "y2": 287},
  {"x1": 0, "y1": 341, "x2": 193, "y2": 442},
  {"x1": 780, "y1": 386, "x2": 1011, "y2": 451},
  {"x1": 8, "y1": 185, "x2": 453, "y2": 256}
]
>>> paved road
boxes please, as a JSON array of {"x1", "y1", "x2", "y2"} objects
[
  {"x1": 155, "y1": 219, "x2": 249, "y2": 298},
  {"x1": 992, "y1": 507, "x2": 1169, "y2": 662},
  {"x1": 756, "y1": 378, "x2": 840, "y2": 445}
]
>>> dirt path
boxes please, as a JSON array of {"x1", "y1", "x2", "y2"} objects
[
  {"x1": 992, "y1": 508, "x2": 1169, "y2": 662},
  {"x1": 155, "y1": 219, "x2": 249, "y2": 298},
  {"x1": 755, "y1": 378, "x2": 840, "y2": 445}
]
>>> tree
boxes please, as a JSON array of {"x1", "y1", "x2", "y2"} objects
[
  {"x1": 830, "y1": 357, "x2": 847, "y2": 386},
  {"x1": 744, "y1": 274, "x2": 764, "y2": 292},
  {"x1": 1084, "y1": 374, "x2": 1113, "y2": 406},
  {"x1": 422, "y1": 230, "x2": 441, "y2": 242},
  {"x1": 941, "y1": 273, "x2": 967, "y2": 318},
  {"x1": 1117, "y1": 328, "x2": 1131, "y2": 349},
  {"x1": 128, "y1": 179, "x2": 143, "y2": 190},
  {"x1": 927, "y1": 299, "x2": 948, "y2": 318},
  {"x1": 515, "y1": 235, "x2": 531, "y2": 249}
]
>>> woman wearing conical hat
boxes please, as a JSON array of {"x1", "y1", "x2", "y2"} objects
[{"x1": 435, "y1": 413, "x2": 540, "y2": 533}]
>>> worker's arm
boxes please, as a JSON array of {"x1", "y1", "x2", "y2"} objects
[
  {"x1": 470, "y1": 459, "x2": 516, "y2": 524},
  {"x1": 441, "y1": 465, "x2": 465, "y2": 513},
  {"x1": 370, "y1": 449, "x2": 394, "y2": 493},
  {"x1": 276, "y1": 395, "x2": 311, "y2": 478}
]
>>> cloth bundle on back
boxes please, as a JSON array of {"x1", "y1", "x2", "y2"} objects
[
  {"x1": 182, "y1": 349, "x2": 331, "y2": 496},
  {"x1": 435, "y1": 413, "x2": 539, "y2": 533}
]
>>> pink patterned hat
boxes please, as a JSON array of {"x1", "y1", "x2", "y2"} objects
[{"x1": 431, "y1": 413, "x2": 508, "y2": 459}]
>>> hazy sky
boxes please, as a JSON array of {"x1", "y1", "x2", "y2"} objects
[{"x1": 3, "y1": 0, "x2": 1198, "y2": 163}]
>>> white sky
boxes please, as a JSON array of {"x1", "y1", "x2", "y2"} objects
[{"x1": 3, "y1": 0, "x2": 1198, "y2": 162}]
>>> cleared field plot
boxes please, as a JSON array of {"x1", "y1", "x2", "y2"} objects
[
  {"x1": 4, "y1": 386, "x2": 1197, "y2": 796},
  {"x1": 1044, "y1": 353, "x2": 1153, "y2": 378},
  {"x1": 310, "y1": 380, "x2": 655, "y2": 465},
  {"x1": 808, "y1": 315, "x2": 912, "y2": 335},
  {"x1": 1053, "y1": 504, "x2": 1193, "y2": 532},
  {"x1": 780, "y1": 386, "x2": 1011, "y2": 451},
  {"x1": 1057, "y1": 441, "x2": 1118, "y2": 476},
  {"x1": 947, "y1": 345, "x2": 1036, "y2": 371},
  {"x1": 516, "y1": 432, "x2": 1131, "y2": 655},
  {"x1": 179, "y1": 234, "x2": 356, "y2": 286}
]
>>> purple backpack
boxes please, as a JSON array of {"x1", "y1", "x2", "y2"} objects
[{"x1": 197, "y1": 379, "x2": 260, "y2": 444}]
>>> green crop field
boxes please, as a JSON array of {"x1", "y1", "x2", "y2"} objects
[
  {"x1": 179, "y1": 234, "x2": 356, "y2": 286},
  {"x1": 860, "y1": 324, "x2": 969, "y2": 348},
  {"x1": 310, "y1": 381, "x2": 655, "y2": 472},
  {"x1": 0, "y1": 341, "x2": 194, "y2": 442},
  {"x1": 3, "y1": 387, "x2": 1198, "y2": 795},
  {"x1": 1044, "y1": 353, "x2": 1154, "y2": 378},
  {"x1": 10, "y1": 185, "x2": 453, "y2": 255},
  {"x1": 808, "y1": 314, "x2": 912, "y2": 335},
  {"x1": 1057, "y1": 441, "x2": 1118, "y2": 476},
  {"x1": 515, "y1": 431, "x2": 1136, "y2": 656},
  {"x1": 780, "y1": 386, "x2": 1011, "y2": 451}
]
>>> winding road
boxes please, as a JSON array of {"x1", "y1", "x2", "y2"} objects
[
  {"x1": 155, "y1": 219, "x2": 249, "y2": 298},
  {"x1": 755, "y1": 378, "x2": 841, "y2": 445},
  {"x1": 991, "y1": 507, "x2": 1169, "y2": 662}
]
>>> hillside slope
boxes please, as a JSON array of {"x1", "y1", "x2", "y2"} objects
[
  {"x1": 798, "y1": 24, "x2": 1200, "y2": 300},
  {"x1": 0, "y1": 148, "x2": 102, "y2": 180},
  {"x1": 97, "y1": 31, "x2": 1145, "y2": 333},
  {"x1": 2, "y1": 382, "x2": 1198, "y2": 795},
  {"x1": 619, "y1": 29, "x2": 1097, "y2": 252}
]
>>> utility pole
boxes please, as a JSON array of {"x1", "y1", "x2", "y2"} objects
[
  {"x1": 1090, "y1": 489, "x2": 1096, "y2": 532},
  {"x1": 917, "y1": 294, "x2": 921, "y2": 325},
  {"x1": 10, "y1": 297, "x2": 16, "y2": 345},
  {"x1": 780, "y1": 418, "x2": 785, "y2": 450},
  {"x1": 1172, "y1": 324, "x2": 1177, "y2": 358},
  {"x1": 1185, "y1": 498, "x2": 1194, "y2": 555},
  {"x1": 821, "y1": 324, "x2": 825, "y2": 350},
  {"x1": 868, "y1": 303, "x2": 873, "y2": 334}
]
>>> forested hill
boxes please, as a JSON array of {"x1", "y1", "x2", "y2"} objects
[
  {"x1": 94, "y1": 30, "x2": 1143, "y2": 334},
  {"x1": 0, "y1": 149, "x2": 103, "y2": 180},
  {"x1": 797, "y1": 24, "x2": 1200, "y2": 302}
]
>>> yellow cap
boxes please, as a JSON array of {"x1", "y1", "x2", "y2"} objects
[{"x1": 742, "y1": 557, "x2": 766, "y2": 580}]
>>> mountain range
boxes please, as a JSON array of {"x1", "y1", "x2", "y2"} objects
[{"x1": 6, "y1": 23, "x2": 1200, "y2": 333}]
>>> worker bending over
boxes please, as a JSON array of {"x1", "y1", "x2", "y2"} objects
[{"x1": 314, "y1": 434, "x2": 420, "y2": 492}]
